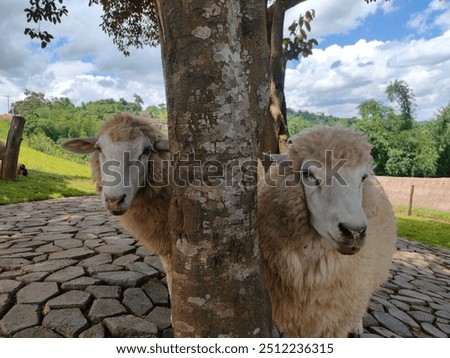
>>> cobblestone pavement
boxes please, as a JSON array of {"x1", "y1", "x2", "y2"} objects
[{"x1": 0, "y1": 197, "x2": 449, "y2": 338}]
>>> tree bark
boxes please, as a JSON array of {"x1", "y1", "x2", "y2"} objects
[
  {"x1": 260, "y1": 0, "x2": 308, "y2": 159},
  {"x1": 1, "y1": 116, "x2": 25, "y2": 180},
  {"x1": 156, "y1": 0, "x2": 272, "y2": 337}
]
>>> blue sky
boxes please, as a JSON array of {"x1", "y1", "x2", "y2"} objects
[{"x1": 1, "y1": 0, "x2": 450, "y2": 120}]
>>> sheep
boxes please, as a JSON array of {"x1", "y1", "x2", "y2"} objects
[
  {"x1": 258, "y1": 126, "x2": 397, "y2": 337},
  {"x1": 61, "y1": 113, "x2": 172, "y2": 287},
  {"x1": 0, "y1": 140, "x2": 28, "y2": 177}
]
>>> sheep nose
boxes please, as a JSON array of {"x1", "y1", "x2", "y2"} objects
[
  {"x1": 105, "y1": 194, "x2": 126, "y2": 211},
  {"x1": 338, "y1": 223, "x2": 367, "y2": 240}
]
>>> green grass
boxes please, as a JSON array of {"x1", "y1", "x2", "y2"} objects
[
  {"x1": 394, "y1": 205, "x2": 450, "y2": 224},
  {"x1": 394, "y1": 205, "x2": 450, "y2": 249},
  {"x1": 0, "y1": 139, "x2": 96, "y2": 205},
  {"x1": 396, "y1": 216, "x2": 450, "y2": 249}
]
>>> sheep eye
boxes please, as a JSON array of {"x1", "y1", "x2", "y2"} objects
[
  {"x1": 302, "y1": 170, "x2": 320, "y2": 187},
  {"x1": 96, "y1": 146, "x2": 102, "y2": 153},
  {"x1": 142, "y1": 147, "x2": 152, "y2": 156},
  {"x1": 362, "y1": 174, "x2": 368, "y2": 182}
]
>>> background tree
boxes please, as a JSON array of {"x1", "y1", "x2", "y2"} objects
[
  {"x1": 429, "y1": 102, "x2": 450, "y2": 177},
  {"x1": 385, "y1": 79, "x2": 416, "y2": 131}
]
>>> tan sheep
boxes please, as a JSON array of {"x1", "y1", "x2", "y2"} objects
[
  {"x1": 61, "y1": 113, "x2": 172, "y2": 287},
  {"x1": 0, "y1": 140, "x2": 28, "y2": 176},
  {"x1": 258, "y1": 126, "x2": 397, "y2": 337}
]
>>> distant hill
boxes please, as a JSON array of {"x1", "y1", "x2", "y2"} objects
[{"x1": 286, "y1": 108, "x2": 356, "y2": 135}]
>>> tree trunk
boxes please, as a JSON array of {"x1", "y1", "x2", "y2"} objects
[
  {"x1": 1, "y1": 116, "x2": 25, "y2": 180},
  {"x1": 156, "y1": 0, "x2": 272, "y2": 337},
  {"x1": 261, "y1": 0, "x2": 289, "y2": 162}
]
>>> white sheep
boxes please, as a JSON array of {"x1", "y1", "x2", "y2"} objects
[
  {"x1": 0, "y1": 140, "x2": 28, "y2": 177},
  {"x1": 258, "y1": 126, "x2": 397, "y2": 337},
  {"x1": 61, "y1": 113, "x2": 172, "y2": 286}
]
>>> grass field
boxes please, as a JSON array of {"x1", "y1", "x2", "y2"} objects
[
  {"x1": 1, "y1": 126, "x2": 96, "y2": 204},
  {"x1": 394, "y1": 206, "x2": 450, "y2": 249}
]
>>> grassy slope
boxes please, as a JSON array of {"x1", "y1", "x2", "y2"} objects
[{"x1": 1, "y1": 121, "x2": 95, "y2": 204}]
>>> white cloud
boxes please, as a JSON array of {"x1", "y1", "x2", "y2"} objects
[
  {"x1": 407, "y1": 0, "x2": 450, "y2": 33},
  {"x1": 285, "y1": 0, "x2": 385, "y2": 38},
  {"x1": 0, "y1": 0, "x2": 165, "y2": 111},
  {"x1": 285, "y1": 30, "x2": 450, "y2": 120}
]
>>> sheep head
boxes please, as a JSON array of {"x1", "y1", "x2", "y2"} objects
[
  {"x1": 61, "y1": 114, "x2": 169, "y2": 216},
  {"x1": 287, "y1": 127, "x2": 373, "y2": 255}
]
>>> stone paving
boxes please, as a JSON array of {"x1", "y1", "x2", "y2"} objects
[{"x1": 0, "y1": 196, "x2": 449, "y2": 338}]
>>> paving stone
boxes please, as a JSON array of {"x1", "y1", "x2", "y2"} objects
[
  {"x1": 389, "y1": 295, "x2": 426, "y2": 306},
  {"x1": 84, "y1": 239, "x2": 104, "y2": 249},
  {"x1": 42, "y1": 225, "x2": 78, "y2": 234},
  {"x1": 42, "y1": 308, "x2": 89, "y2": 337},
  {"x1": 13, "y1": 326, "x2": 62, "y2": 338},
  {"x1": 79, "y1": 323, "x2": 105, "y2": 338},
  {"x1": 16, "y1": 271, "x2": 49, "y2": 283},
  {"x1": 123, "y1": 288, "x2": 154, "y2": 316},
  {"x1": 54, "y1": 239, "x2": 83, "y2": 249},
  {"x1": 78, "y1": 253, "x2": 112, "y2": 267},
  {"x1": 435, "y1": 310, "x2": 450, "y2": 320},
  {"x1": 136, "y1": 246, "x2": 154, "y2": 257},
  {"x1": 12, "y1": 240, "x2": 47, "y2": 249},
  {"x1": 45, "y1": 290, "x2": 92, "y2": 309},
  {"x1": 397, "y1": 289, "x2": 433, "y2": 302},
  {"x1": 368, "y1": 326, "x2": 401, "y2": 338},
  {"x1": 88, "y1": 299, "x2": 127, "y2": 322},
  {"x1": 22, "y1": 259, "x2": 77, "y2": 273},
  {"x1": 32, "y1": 254, "x2": 49, "y2": 263},
  {"x1": 146, "y1": 307, "x2": 172, "y2": 331},
  {"x1": 0, "y1": 294, "x2": 12, "y2": 318},
  {"x1": 86, "y1": 264, "x2": 123, "y2": 275},
  {"x1": 94, "y1": 244, "x2": 135, "y2": 256},
  {"x1": 436, "y1": 322, "x2": 450, "y2": 335},
  {"x1": 45, "y1": 265, "x2": 85, "y2": 282},
  {"x1": 85, "y1": 285, "x2": 121, "y2": 299},
  {"x1": 49, "y1": 247, "x2": 95, "y2": 260},
  {"x1": 104, "y1": 315, "x2": 158, "y2": 337},
  {"x1": 0, "y1": 270, "x2": 23, "y2": 279},
  {"x1": 16, "y1": 282, "x2": 60, "y2": 304},
  {"x1": 61, "y1": 276, "x2": 102, "y2": 290},
  {"x1": 363, "y1": 312, "x2": 379, "y2": 328},
  {"x1": 94, "y1": 271, "x2": 147, "y2": 288},
  {"x1": 387, "y1": 306, "x2": 420, "y2": 331},
  {"x1": 0, "y1": 279, "x2": 22, "y2": 294},
  {"x1": 0, "y1": 304, "x2": 40, "y2": 336},
  {"x1": 0, "y1": 258, "x2": 31, "y2": 270},
  {"x1": 144, "y1": 256, "x2": 165, "y2": 273},
  {"x1": 127, "y1": 262, "x2": 159, "y2": 277},
  {"x1": 372, "y1": 311, "x2": 413, "y2": 337},
  {"x1": 420, "y1": 322, "x2": 448, "y2": 338},
  {"x1": 410, "y1": 279, "x2": 443, "y2": 292},
  {"x1": 142, "y1": 278, "x2": 169, "y2": 306},
  {"x1": 35, "y1": 233, "x2": 74, "y2": 242},
  {"x1": 407, "y1": 310, "x2": 434, "y2": 324},
  {"x1": 389, "y1": 299, "x2": 410, "y2": 311},
  {"x1": 0, "y1": 247, "x2": 34, "y2": 256},
  {"x1": 113, "y1": 254, "x2": 140, "y2": 266}
]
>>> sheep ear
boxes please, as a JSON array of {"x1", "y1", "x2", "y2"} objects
[
  {"x1": 154, "y1": 139, "x2": 169, "y2": 152},
  {"x1": 61, "y1": 138, "x2": 98, "y2": 154}
]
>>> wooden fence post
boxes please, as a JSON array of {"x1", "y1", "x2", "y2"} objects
[
  {"x1": 0, "y1": 116, "x2": 26, "y2": 180},
  {"x1": 407, "y1": 185, "x2": 415, "y2": 216}
]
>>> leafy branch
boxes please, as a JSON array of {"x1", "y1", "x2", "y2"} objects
[
  {"x1": 24, "y1": 0, "x2": 68, "y2": 48},
  {"x1": 283, "y1": 9, "x2": 318, "y2": 60}
]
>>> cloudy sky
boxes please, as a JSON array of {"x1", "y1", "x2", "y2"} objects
[{"x1": 1, "y1": 0, "x2": 450, "y2": 121}]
